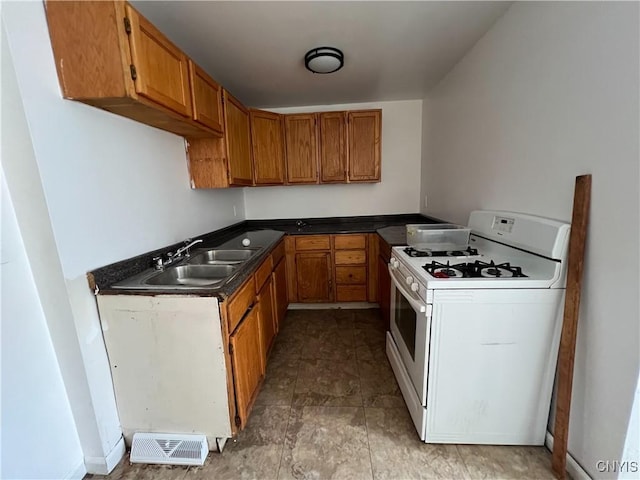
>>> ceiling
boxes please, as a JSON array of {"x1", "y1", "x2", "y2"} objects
[{"x1": 132, "y1": 1, "x2": 511, "y2": 108}]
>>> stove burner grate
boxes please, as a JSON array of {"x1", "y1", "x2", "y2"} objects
[{"x1": 422, "y1": 260, "x2": 527, "y2": 279}]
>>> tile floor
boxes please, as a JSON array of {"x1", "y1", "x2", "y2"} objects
[{"x1": 87, "y1": 308, "x2": 557, "y2": 480}]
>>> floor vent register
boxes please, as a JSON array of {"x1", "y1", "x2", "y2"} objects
[{"x1": 130, "y1": 433, "x2": 208, "y2": 466}]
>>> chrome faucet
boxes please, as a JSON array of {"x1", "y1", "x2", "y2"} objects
[
  {"x1": 174, "y1": 238, "x2": 203, "y2": 258},
  {"x1": 153, "y1": 239, "x2": 203, "y2": 270}
]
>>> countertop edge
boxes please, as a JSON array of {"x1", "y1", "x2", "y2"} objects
[{"x1": 91, "y1": 213, "x2": 445, "y2": 297}]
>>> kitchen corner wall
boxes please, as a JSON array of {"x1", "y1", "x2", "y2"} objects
[
  {"x1": 421, "y1": 3, "x2": 639, "y2": 478},
  {"x1": 244, "y1": 100, "x2": 422, "y2": 219},
  {"x1": 2, "y1": 2, "x2": 246, "y2": 474}
]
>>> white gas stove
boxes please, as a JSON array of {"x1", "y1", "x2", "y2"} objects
[{"x1": 386, "y1": 210, "x2": 570, "y2": 445}]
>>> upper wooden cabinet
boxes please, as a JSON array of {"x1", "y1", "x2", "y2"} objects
[
  {"x1": 284, "y1": 114, "x2": 319, "y2": 184},
  {"x1": 250, "y1": 110, "x2": 285, "y2": 185},
  {"x1": 319, "y1": 112, "x2": 348, "y2": 183},
  {"x1": 186, "y1": 90, "x2": 253, "y2": 188},
  {"x1": 348, "y1": 110, "x2": 382, "y2": 182},
  {"x1": 189, "y1": 61, "x2": 224, "y2": 134},
  {"x1": 224, "y1": 91, "x2": 253, "y2": 186},
  {"x1": 125, "y1": 5, "x2": 192, "y2": 117},
  {"x1": 45, "y1": 1, "x2": 220, "y2": 138}
]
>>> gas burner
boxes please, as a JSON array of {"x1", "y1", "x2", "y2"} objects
[
  {"x1": 423, "y1": 261, "x2": 471, "y2": 278},
  {"x1": 423, "y1": 260, "x2": 527, "y2": 279},
  {"x1": 404, "y1": 247, "x2": 479, "y2": 258},
  {"x1": 475, "y1": 260, "x2": 526, "y2": 278},
  {"x1": 433, "y1": 267, "x2": 464, "y2": 278}
]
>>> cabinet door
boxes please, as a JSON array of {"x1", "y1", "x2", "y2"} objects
[
  {"x1": 250, "y1": 110, "x2": 285, "y2": 185},
  {"x1": 257, "y1": 277, "x2": 276, "y2": 365},
  {"x1": 126, "y1": 5, "x2": 192, "y2": 117},
  {"x1": 319, "y1": 112, "x2": 347, "y2": 183},
  {"x1": 295, "y1": 252, "x2": 332, "y2": 302},
  {"x1": 273, "y1": 259, "x2": 288, "y2": 330},
  {"x1": 348, "y1": 110, "x2": 381, "y2": 182},
  {"x1": 230, "y1": 307, "x2": 262, "y2": 427},
  {"x1": 224, "y1": 91, "x2": 253, "y2": 186},
  {"x1": 378, "y1": 254, "x2": 391, "y2": 330},
  {"x1": 188, "y1": 60, "x2": 223, "y2": 134},
  {"x1": 284, "y1": 114, "x2": 318, "y2": 184}
]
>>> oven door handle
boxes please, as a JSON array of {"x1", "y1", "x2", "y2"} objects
[{"x1": 389, "y1": 265, "x2": 427, "y2": 313}]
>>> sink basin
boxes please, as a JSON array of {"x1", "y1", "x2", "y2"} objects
[
  {"x1": 187, "y1": 248, "x2": 259, "y2": 265},
  {"x1": 144, "y1": 265, "x2": 236, "y2": 287}
]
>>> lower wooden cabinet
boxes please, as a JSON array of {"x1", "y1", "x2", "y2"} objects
[
  {"x1": 377, "y1": 235, "x2": 392, "y2": 328},
  {"x1": 286, "y1": 233, "x2": 377, "y2": 303},
  {"x1": 257, "y1": 275, "x2": 276, "y2": 364},
  {"x1": 229, "y1": 306, "x2": 262, "y2": 428},
  {"x1": 295, "y1": 252, "x2": 333, "y2": 302},
  {"x1": 272, "y1": 259, "x2": 288, "y2": 330},
  {"x1": 333, "y1": 234, "x2": 368, "y2": 302},
  {"x1": 225, "y1": 239, "x2": 287, "y2": 430},
  {"x1": 377, "y1": 254, "x2": 391, "y2": 329}
]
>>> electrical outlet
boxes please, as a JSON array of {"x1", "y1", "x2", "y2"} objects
[
  {"x1": 233, "y1": 205, "x2": 237, "y2": 217},
  {"x1": 424, "y1": 195, "x2": 428, "y2": 209}
]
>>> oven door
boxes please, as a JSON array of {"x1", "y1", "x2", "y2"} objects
[{"x1": 388, "y1": 264, "x2": 431, "y2": 406}]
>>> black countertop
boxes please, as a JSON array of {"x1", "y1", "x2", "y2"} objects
[{"x1": 90, "y1": 213, "x2": 444, "y2": 299}]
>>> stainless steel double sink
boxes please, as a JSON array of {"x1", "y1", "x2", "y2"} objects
[{"x1": 112, "y1": 248, "x2": 261, "y2": 290}]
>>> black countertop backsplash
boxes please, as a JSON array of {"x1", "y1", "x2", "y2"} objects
[{"x1": 89, "y1": 213, "x2": 444, "y2": 298}]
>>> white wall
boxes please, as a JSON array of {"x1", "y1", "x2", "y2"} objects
[
  {"x1": 244, "y1": 100, "x2": 422, "y2": 219},
  {"x1": 2, "y1": 2, "x2": 246, "y2": 473},
  {"x1": 422, "y1": 3, "x2": 639, "y2": 478},
  {"x1": 1, "y1": 174, "x2": 85, "y2": 479}
]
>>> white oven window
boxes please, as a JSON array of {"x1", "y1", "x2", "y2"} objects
[{"x1": 395, "y1": 291, "x2": 417, "y2": 360}]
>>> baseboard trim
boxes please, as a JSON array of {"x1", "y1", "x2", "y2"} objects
[
  {"x1": 545, "y1": 431, "x2": 592, "y2": 480},
  {"x1": 85, "y1": 436, "x2": 126, "y2": 475},
  {"x1": 106, "y1": 436, "x2": 126, "y2": 472},
  {"x1": 288, "y1": 303, "x2": 379, "y2": 310},
  {"x1": 65, "y1": 460, "x2": 86, "y2": 480}
]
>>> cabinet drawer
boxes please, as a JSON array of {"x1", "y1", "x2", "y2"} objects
[
  {"x1": 335, "y1": 266, "x2": 367, "y2": 285},
  {"x1": 271, "y1": 240, "x2": 285, "y2": 265},
  {"x1": 295, "y1": 235, "x2": 330, "y2": 251},
  {"x1": 336, "y1": 285, "x2": 368, "y2": 302},
  {"x1": 334, "y1": 250, "x2": 367, "y2": 265},
  {"x1": 334, "y1": 234, "x2": 366, "y2": 250},
  {"x1": 227, "y1": 276, "x2": 256, "y2": 334},
  {"x1": 254, "y1": 255, "x2": 273, "y2": 293}
]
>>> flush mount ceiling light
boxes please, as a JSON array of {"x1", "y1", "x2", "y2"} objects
[{"x1": 304, "y1": 47, "x2": 344, "y2": 74}]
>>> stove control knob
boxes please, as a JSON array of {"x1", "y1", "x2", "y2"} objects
[
  {"x1": 389, "y1": 259, "x2": 397, "y2": 270},
  {"x1": 410, "y1": 282, "x2": 419, "y2": 292},
  {"x1": 405, "y1": 275, "x2": 413, "y2": 285}
]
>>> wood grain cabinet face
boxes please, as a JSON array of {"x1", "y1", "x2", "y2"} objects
[
  {"x1": 377, "y1": 253, "x2": 391, "y2": 329},
  {"x1": 257, "y1": 277, "x2": 276, "y2": 366},
  {"x1": 284, "y1": 114, "x2": 319, "y2": 184},
  {"x1": 295, "y1": 252, "x2": 333, "y2": 302},
  {"x1": 333, "y1": 234, "x2": 368, "y2": 302},
  {"x1": 348, "y1": 110, "x2": 381, "y2": 182},
  {"x1": 250, "y1": 110, "x2": 285, "y2": 185},
  {"x1": 126, "y1": 5, "x2": 192, "y2": 117},
  {"x1": 189, "y1": 61, "x2": 223, "y2": 134},
  {"x1": 224, "y1": 91, "x2": 253, "y2": 186},
  {"x1": 229, "y1": 307, "x2": 263, "y2": 428},
  {"x1": 319, "y1": 112, "x2": 347, "y2": 183},
  {"x1": 272, "y1": 259, "x2": 288, "y2": 330},
  {"x1": 45, "y1": 1, "x2": 222, "y2": 139}
]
